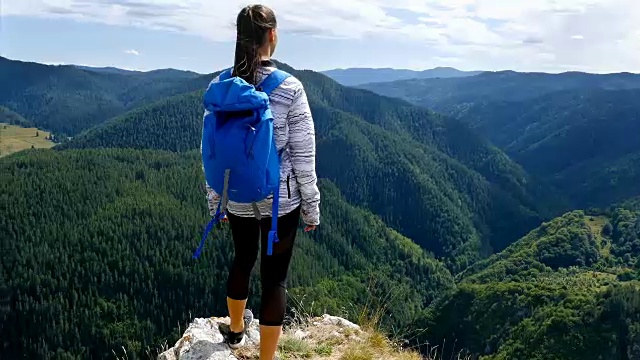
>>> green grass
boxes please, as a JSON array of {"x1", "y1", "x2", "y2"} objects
[
  {"x1": 314, "y1": 343, "x2": 333, "y2": 356},
  {"x1": 278, "y1": 336, "x2": 313, "y2": 359},
  {"x1": 587, "y1": 216, "x2": 608, "y2": 237},
  {"x1": 0, "y1": 123, "x2": 54, "y2": 157},
  {"x1": 587, "y1": 216, "x2": 611, "y2": 257},
  {"x1": 339, "y1": 346, "x2": 375, "y2": 360}
]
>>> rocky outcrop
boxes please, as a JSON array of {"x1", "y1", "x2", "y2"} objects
[
  {"x1": 157, "y1": 314, "x2": 362, "y2": 360},
  {"x1": 158, "y1": 316, "x2": 260, "y2": 360},
  {"x1": 158, "y1": 313, "x2": 422, "y2": 360}
]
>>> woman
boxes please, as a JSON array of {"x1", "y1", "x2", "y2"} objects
[{"x1": 204, "y1": 4, "x2": 321, "y2": 360}]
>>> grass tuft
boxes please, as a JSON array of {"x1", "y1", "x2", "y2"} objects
[
  {"x1": 278, "y1": 335, "x2": 314, "y2": 359},
  {"x1": 339, "y1": 343, "x2": 375, "y2": 360},
  {"x1": 314, "y1": 342, "x2": 333, "y2": 356},
  {"x1": 367, "y1": 331, "x2": 389, "y2": 350}
]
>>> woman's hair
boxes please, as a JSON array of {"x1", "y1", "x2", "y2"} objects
[{"x1": 233, "y1": 4, "x2": 277, "y2": 85}]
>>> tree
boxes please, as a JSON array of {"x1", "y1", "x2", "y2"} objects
[
  {"x1": 36, "y1": 131, "x2": 39, "y2": 137},
  {"x1": 603, "y1": 222, "x2": 614, "y2": 236}
]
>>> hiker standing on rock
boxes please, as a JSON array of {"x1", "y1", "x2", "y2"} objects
[{"x1": 198, "y1": 4, "x2": 321, "y2": 360}]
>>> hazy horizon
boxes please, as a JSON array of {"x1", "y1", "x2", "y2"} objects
[
  {"x1": 5, "y1": 54, "x2": 640, "y2": 76},
  {"x1": 2, "y1": 0, "x2": 639, "y2": 74}
]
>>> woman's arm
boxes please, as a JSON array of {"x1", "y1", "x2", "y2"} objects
[{"x1": 287, "y1": 84, "x2": 321, "y2": 226}]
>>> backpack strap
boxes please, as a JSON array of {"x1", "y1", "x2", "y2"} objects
[
  {"x1": 256, "y1": 70, "x2": 290, "y2": 256},
  {"x1": 220, "y1": 169, "x2": 231, "y2": 214},
  {"x1": 267, "y1": 180, "x2": 280, "y2": 256},
  {"x1": 193, "y1": 169, "x2": 230, "y2": 259},
  {"x1": 193, "y1": 201, "x2": 224, "y2": 259},
  {"x1": 266, "y1": 148, "x2": 286, "y2": 256},
  {"x1": 218, "y1": 68, "x2": 234, "y2": 81},
  {"x1": 257, "y1": 70, "x2": 291, "y2": 95},
  {"x1": 251, "y1": 202, "x2": 262, "y2": 220}
]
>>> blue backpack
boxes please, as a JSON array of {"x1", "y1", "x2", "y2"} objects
[{"x1": 193, "y1": 67, "x2": 292, "y2": 259}]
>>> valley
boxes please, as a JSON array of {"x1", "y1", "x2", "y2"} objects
[{"x1": 1, "y1": 58, "x2": 639, "y2": 360}]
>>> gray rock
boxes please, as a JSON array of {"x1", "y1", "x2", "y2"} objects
[
  {"x1": 158, "y1": 317, "x2": 259, "y2": 360},
  {"x1": 157, "y1": 349, "x2": 177, "y2": 360},
  {"x1": 179, "y1": 340, "x2": 229, "y2": 360},
  {"x1": 293, "y1": 329, "x2": 310, "y2": 340},
  {"x1": 319, "y1": 314, "x2": 360, "y2": 330},
  {"x1": 245, "y1": 320, "x2": 261, "y2": 347}
]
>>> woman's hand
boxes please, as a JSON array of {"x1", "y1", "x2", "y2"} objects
[{"x1": 304, "y1": 225, "x2": 317, "y2": 232}]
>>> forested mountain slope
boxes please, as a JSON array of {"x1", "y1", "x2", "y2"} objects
[
  {"x1": 62, "y1": 62, "x2": 560, "y2": 271},
  {"x1": 322, "y1": 67, "x2": 482, "y2": 86},
  {"x1": 0, "y1": 106, "x2": 33, "y2": 127},
  {"x1": 0, "y1": 148, "x2": 454, "y2": 359},
  {"x1": 74, "y1": 65, "x2": 200, "y2": 78},
  {"x1": 359, "y1": 72, "x2": 640, "y2": 209},
  {"x1": 359, "y1": 70, "x2": 640, "y2": 114},
  {"x1": 0, "y1": 56, "x2": 209, "y2": 136},
  {"x1": 452, "y1": 88, "x2": 640, "y2": 208},
  {"x1": 622, "y1": 197, "x2": 640, "y2": 211},
  {"x1": 414, "y1": 208, "x2": 640, "y2": 360},
  {"x1": 58, "y1": 92, "x2": 205, "y2": 152}
]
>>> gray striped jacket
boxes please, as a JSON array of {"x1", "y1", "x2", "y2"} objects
[{"x1": 202, "y1": 66, "x2": 321, "y2": 226}]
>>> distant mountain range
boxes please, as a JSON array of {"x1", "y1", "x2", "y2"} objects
[
  {"x1": 359, "y1": 70, "x2": 640, "y2": 112},
  {"x1": 359, "y1": 71, "x2": 640, "y2": 209},
  {"x1": 321, "y1": 67, "x2": 483, "y2": 86},
  {"x1": 0, "y1": 56, "x2": 210, "y2": 136},
  {"x1": 74, "y1": 65, "x2": 201, "y2": 78}
]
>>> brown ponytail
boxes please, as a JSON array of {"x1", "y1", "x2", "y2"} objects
[{"x1": 233, "y1": 5, "x2": 277, "y2": 85}]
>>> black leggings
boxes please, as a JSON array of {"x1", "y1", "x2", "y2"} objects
[{"x1": 226, "y1": 206, "x2": 301, "y2": 326}]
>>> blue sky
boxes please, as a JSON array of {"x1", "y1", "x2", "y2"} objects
[{"x1": 2, "y1": 0, "x2": 639, "y2": 74}]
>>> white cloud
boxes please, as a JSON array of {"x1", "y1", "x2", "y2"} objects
[
  {"x1": 2, "y1": 0, "x2": 640, "y2": 72},
  {"x1": 124, "y1": 49, "x2": 140, "y2": 56}
]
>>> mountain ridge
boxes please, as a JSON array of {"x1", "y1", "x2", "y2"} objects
[
  {"x1": 322, "y1": 66, "x2": 484, "y2": 86},
  {"x1": 74, "y1": 65, "x2": 200, "y2": 78},
  {"x1": 0, "y1": 56, "x2": 210, "y2": 136},
  {"x1": 358, "y1": 70, "x2": 640, "y2": 113}
]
